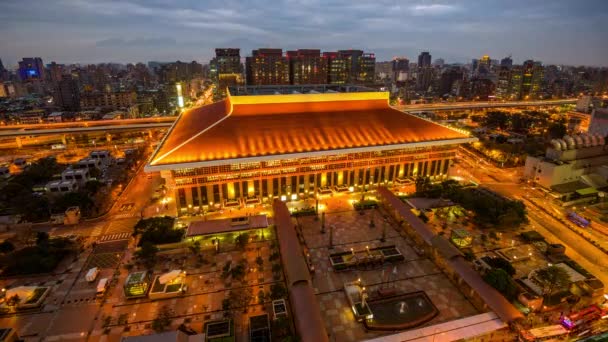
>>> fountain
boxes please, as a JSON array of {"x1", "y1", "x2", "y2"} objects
[
  {"x1": 398, "y1": 301, "x2": 407, "y2": 314},
  {"x1": 364, "y1": 291, "x2": 438, "y2": 331}
]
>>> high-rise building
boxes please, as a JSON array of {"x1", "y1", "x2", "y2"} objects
[
  {"x1": 509, "y1": 65, "x2": 523, "y2": 100},
  {"x1": 54, "y1": 77, "x2": 80, "y2": 111},
  {"x1": 0, "y1": 59, "x2": 7, "y2": 81},
  {"x1": 521, "y1": 60, "x2": 543, "y2": 99},
  {"x1": 357, "y1": 53, "x2": 376, "y2": 84},
  {"x1": 158, "y1": 61, "x2": 202, "y2": 83},
  {"x1": 416, "y1": 67, "x2": 434, "y2": 91},
  {"x1": 18, "y1": 57, "x2": 45, "y2": 81},
  {"x1": 246, "y1": 49, "x2": 290, "y2": 86},
  {"x1": 324, "y1": 52, "x2": 349, "y2": 85},
  {"x1": 439, "y1": 67, "x2": 463, "y2": 95},
  {"x1": 286, "y1": 49, "x2": 328, "y2": 85},
  {"x1": 391, "y1": 57, "x2": 409, "y2": 83},
  {"x1": 48, "y1": 62, "x2": 65, "y2": 83},
  {"x1": 210, "y1": 48, "x2": 243, "y2": 96},
  {"x1": 210, "y1": 48, "x2": 242, "y2": 80},
  {"x1": 322, "y1": 50, "x2": 375, "y2": 84},
  {"x1": 500, "y1": 56, "x2": 513, "y2": 68},
  {"x1": 418, "y1": 52, "x2": 431, "y2": 68},
  {"x1": 477, "y1": 55, "x2": 491, "y2": 74},
  {"x1": 496, "y1": 66, "x2": 512, "y2": 99}
]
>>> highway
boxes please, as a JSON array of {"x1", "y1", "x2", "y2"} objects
[
  {"x1": 394, "y1": 98, "x2": 577, "y2": 112},
  {"x1": 0, "y1": 99, "x2": 576, "y2": 138}
]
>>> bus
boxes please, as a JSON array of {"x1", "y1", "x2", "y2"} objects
[
  {"x1": 519, "y1": 324, "x2": 569, "y2": 341},
  {"x1": 560, "y1": 305, "x2": 603, "y2": 330},
  {"x1": 567, "y1": 211, "x2": 591, "y2": 228}
]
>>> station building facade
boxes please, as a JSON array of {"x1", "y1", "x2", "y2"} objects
[{"x1": 145, "y1": 85, "x2": 476, "y2": 214}]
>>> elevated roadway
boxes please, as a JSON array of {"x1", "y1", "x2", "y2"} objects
[
  {"x1": 0, "y1": 99, "x2": 577, "y2": 138},
  {"x1": 394, "y1": 98, "x2": 576, "y2": 112}
]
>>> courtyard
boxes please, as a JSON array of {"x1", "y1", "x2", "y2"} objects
[{"x1": 295, "y1": 201, "x2": 480, "y2": 341}]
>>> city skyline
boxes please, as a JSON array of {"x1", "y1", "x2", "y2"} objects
[{"x1": 1, "y1": 0, "x2": 607, "y2": 67}]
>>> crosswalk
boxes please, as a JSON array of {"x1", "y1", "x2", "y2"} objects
[{"x1": 98, "y1": 232, "x2": 131, "y2": 242}]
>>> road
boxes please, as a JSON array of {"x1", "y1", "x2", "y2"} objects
[
  {"x1": 393, "y1": 98, "x2": 576, "y2": 112},
  {"x1": 454, "y1": 147, "x2": 608, "y2": 286}
]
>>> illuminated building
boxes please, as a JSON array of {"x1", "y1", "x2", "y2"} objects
[
  {"x1": 80, "y1": 91, "x2": 137, "y2": 110},
  {"x1": 245, "y1": 49, "x2": 290, "y2": 85},
  {"x1": 391, "y1": 57, "x2": 409, "y2": 83},
  {"x1": 286, "y1": 49, "x2": 328, "y2": 85},
  {"x1": 145, "y1": 85, "x2": 476, "y2": 214},
  {"x1": 210, "y1": 48, "x2": 243, "y2": 93},
  {"x1": 18, "y1": 57, "x2": 45, "y2": 81},
  {"x1": 324, "y1": 52, "x2": 348, "y2": 84}
]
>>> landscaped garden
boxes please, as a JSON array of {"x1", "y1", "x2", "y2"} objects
[{"x1": 0, "y1": 233, "x2": 75, "y2": 275}]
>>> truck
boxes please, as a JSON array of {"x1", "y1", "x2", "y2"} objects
[
  {"x1": 96, "y1": 278, "x2": 109, "y2": 297},
  {"x1": 85, "y1": 267, "x2": 99, "y2": 282}
]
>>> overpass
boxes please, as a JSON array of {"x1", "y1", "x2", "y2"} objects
[
  {"x1": 394, "y1": 99, "x2": 577, "y2": 112},
  {"x1": 0, "y1": 99, "x2": 577, "y2": 138}
]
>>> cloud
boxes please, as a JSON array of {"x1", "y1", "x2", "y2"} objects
[
  {"x1": 0, "y1": 0, "x2": 607, "y2": 66},
  {"x1": 410, "y1": 4, "x2": 459, "y2": 16},
  {"x1": 96, "y1": 37, "x2": 177, "y2": 48}
]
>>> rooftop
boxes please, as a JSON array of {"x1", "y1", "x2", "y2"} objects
[
  {"x1": 147, "y1": 90, "x2": 474, "y2": 170},
  {"x1": 186, "y1": 215, "x2": 268, "y2": 237}
]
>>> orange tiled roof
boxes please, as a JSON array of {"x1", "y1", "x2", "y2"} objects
[{"x1": 150, "y1": 93, "x2": 470, "y2": 166}]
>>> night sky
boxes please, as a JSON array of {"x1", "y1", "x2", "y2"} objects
[{"x1": 1, "y1": 0, "x2": 607, "y2": 67}]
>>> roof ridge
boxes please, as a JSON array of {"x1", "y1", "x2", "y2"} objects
[{"x1": 151, "y1": 100, "x2": 233, "y2": 165}]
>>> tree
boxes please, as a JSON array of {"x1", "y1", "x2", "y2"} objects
[
  {"x1": 133, "y1": 216, "x2": 182, "y2": 246},
  {"x1": 255, "y1": 256, "x2": 264, "y2": 269},
  {"x1": 235, "y1": 233, "x2": 249, "y2": 250},
  {"x1": 36, "y1": 231, "x2": 50, "y2": 246},
  {"x1": 258, "y1": 290, "x2": 266, "y2": 304},
  {"x1": 415, "y1": 176, "x2": 431, "y2": 194},
  {"x1": 84, "y1": 179, "x2": 103, "y2": 195},
  {"x1": 483, "y1": 268, "x2": 519, "y2": 300},
  {"x1": 151, "y1": 305, "x2": 173, "y2": 332},
  {"x1": 486, "y1": 257, "x2": 516, "y2": 276},
  {"x1": 547, "y1": 120, "x2": 567, "y2": 139},
  {"x1": 189, "y1": 240, "x2": 201, "y2": 256},
  {"x1": 0, "y1": 241, "x2": 15, "y2": 254},
  {"x1": 222, "y1": 287, "x2": 253, "y2": 315},
  {"x1": 535, "y1": 265, "x2": 571, "y2": 295},
  {"x1": 135, "y1": 241, "x2": 158, "y2": 269},
  {"x1": 270, "y1": 283, "x2": 287, "y2": 300}
]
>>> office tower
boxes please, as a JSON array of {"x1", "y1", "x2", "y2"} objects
[
  {"x1": 54, "y1": 77, "x2": 81, "y2": 111},
  {"x1": 392, "y1": 57, "x2": 409, "y2": 82},
  {"x1": 500, "y1": 56, "x2": 513, "y2": 68},
  {"x1": 477, "y1": 55, "x2": 491, "y2": 73},
  {"x1": 324, "y1": 52, "x2": 349, "y2": 84},
  {"x1": 357, "y1": 52, "x2": 376, "y2": 84},
  {"x1": 496, "y1": 66, "x2": 512, "y2": 99},
  {"x1": 439, "y1": 67, "x2": 463, "y2": 95},
  {"x1": 210, "y1": 48, "x2": 243, "y2": 94},
  {"x1": 521, "y1": 60, "x2": 543, "y2": 99},
  {"x1": 530, "y1": 61, "x2": 544, "y2": 99},
  {"x1": 286, "y1": 49, "x2": 328, "y2": 85},
  {"x1": 0, "y1": 58, "x2": 7, "y2": 81},
  {"x1": 509, "y1": 65, "x2": 523, "y2": 100},
  {"x1": 18, "y1": 57, "x2": 45, "y2": 81},
  {"x1": 246, "y1": 49, "x2": 290, "y2": 85},
  {"x1": 158, "y1": 61, "x2": 202, "y2": 83},
  {"x1": 416, "y1": 67, "x2": 434, "y2": 91},
  {"x1": 418, "y1": 52, "x2": 431, "y2": 68},
  {"x1": 48, "y1": 62, "x2": 65, "y2": 83}
]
